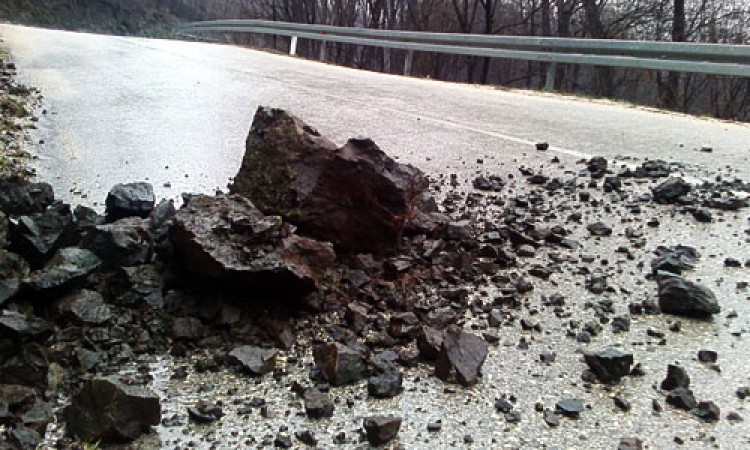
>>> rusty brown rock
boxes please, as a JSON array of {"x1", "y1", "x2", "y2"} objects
[
  {"x1": 170, "y1": 194, "x2": 334, "y2": 299},
  {"x1": 229, "y1": 107, "x2": 430, "y2": 254}
]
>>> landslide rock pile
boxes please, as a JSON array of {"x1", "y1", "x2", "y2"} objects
[{"x1": 2, "y1": 106, "x2": 749, "y2": 448}]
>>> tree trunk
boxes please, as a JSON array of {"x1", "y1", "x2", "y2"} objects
[
  {"x1": 661, "y1": 0, "x2": 685, "y2": 110},
  {"x1": 582, "y1": 0, "x2": 613, "y2": 97}
]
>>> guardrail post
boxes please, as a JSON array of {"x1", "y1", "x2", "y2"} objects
[
  {"x1": 290, "y1": 36, "x2": 298, "y2": 56},
  {"x1": 319, "y1": 41, "x2": 327, "y2": 61},
  {"x1": 545, "y1": 62, "x2": 558, "y2": 91},
  {"x1": 404, "y1": 50, "x2": 414, "y2": 76}
]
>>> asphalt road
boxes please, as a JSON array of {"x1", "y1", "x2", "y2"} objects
[
  {"x1": 1, "y1": 24, "x2": 749, "y2": 208},
  {"x1": 2, "y1": 25, "x2": 750, "y2": 450}
]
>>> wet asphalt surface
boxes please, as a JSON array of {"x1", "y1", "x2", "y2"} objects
[{"x1": 2, "y1": 24, "x2": 750, "y2": 449}]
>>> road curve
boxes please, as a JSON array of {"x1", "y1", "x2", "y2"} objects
[{"x1": 1, "y1": 24, "x2": 749, "y2": 207}]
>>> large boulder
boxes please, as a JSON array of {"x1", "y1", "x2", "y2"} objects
[
  {"x1": 657, "y1": 275, "x2": 720, "y2": 317},
  {"x1": 62, "y1": 377, "x2": 161, "y2": 442},
  {"x1": 0, "y1": 250, "x2": 29, "y2": 306},
  {"x1": 105, "y1": 182, "x2": 155, "y2": 221},
  {"x1": 171, "y1": 194, "x2": 334, "y2": 299},
  {"x1": 435, "y1": 326, "x2": 488, "y2": 386},
  {"x1": 228, "y1": 107, "x2": 430, "y2": 254}
]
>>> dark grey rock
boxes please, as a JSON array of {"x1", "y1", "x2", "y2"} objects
[
  {"x1": 6, "y1": 426, "x2": 41, "y2": 450},
  {"x1": 666, "y1": 388, "x2": 697, "y2": 410},
  {"x1": 50, "y1": 289, "x2": 112, "y2": 325},
  {"x1": 295, "y1": 430, "x2": 318, "y2": 446},
  {"x1": 0, "y1": 343, "x2": 50, "y2": 388},
  {"x1": 435, "y1": 326, "x2": 488, "y2": 386},
  {"x1": 473, "y1": 176, "x2": 505, "y2": 192},
  {"x1": 614, "y1": 395, "x2": 632, "y2": 412},
  {"x1": 661, "y1": 364, "x2": 690, "y2": 391},
  {"x1": 105, "y1": 264, "x2": 164, "y2": 307},
  {"x1": 227, "y1": 346, "x2": 277, "y2": 376},
  {"x1": 81, "y1": 217, "x2": 153, "y2": 270},
  {"x1": 586, "y1": 222, "x2": 612, "y2": 236},
  {"x1": 303, "y1": 388, "x2": 334, "y2": 419},
  {"x1": 652, "y1": 178, "x2": 691, "y2": 204},
  {"x1": 0, "y1": 310, "x2": 52, "y2": 342},
  {"x1": 9, "y1": 203, "x2": 75, "y2": 267},
  {"x1": 0, "y1": 179, "x2": 54, "y2": 216},
  {"x1": 697, "y1": 350, "x2": 718, "y2": 363},
  {"x1": 618, "y1": 438, "x2": 643, "y2": 450},
  {"x1": 368, "y1": 366, "x2": 403, "y2": 398},
  {"x1": 149, "y1": 199, "x2": 176, "y2": 241},
  {"x1": 105, "y1": 182, "x2": 155, "y2": 221},
  {"x1": 0, "y1": 249, "x2": 29, "y2": 305},
  {"x1": 23, "y1": 247, "x2": 101, "y2": 294},
  {"x1": 555, "y1": 398, "x2": 584, "y2": 417},
  {"x1": 583, "y1": 348, "x2": 634, "y2": 384},
  {"x1": 736, "y1": 386, "x2": 749, "y2": 400},
  {"x1": 587, "y1": 157, "x2": 607, "y2": 178},
  {"x1": 692, "y1": 401, "x2": 720, "y2": 422},
  {"x1": 691, "y1": 208, "x2": 713, "y2": 223},
  {"x1": 704, "y1": 197, "x2": 748, "y2": 211},
  {"x1": 657, "y1": 275, "x2": 720, "y2": 317},
  {"x1": 388, "y1": 312, "x2": 421, "y2": 339},
  {"x1": 544, "y1": 410, "x2": 559, "y2": 427},
  {"x1": 651, "y1": 245, "x2": 700, "y2": 275},
  {"x1": 171, "y1": 194, "x2": 334, "y2": 299},
  {"x1": 313, "y1": 342, "x2": 367, "y2": 386},
  {"x1": 417, "y1": 327, "x2": 443, "y2": 361},
  {"x1": 63, "y1": 377, "x2": 161, "y2": 442},
  {"x1": 363, "y1": 415, "x2": 402, "y2": 445},
  {"x1": 171, "y1": 317, "x2": 205, "y2": 341},
  {"x1": 0, "y1": 211, "x2": 7, "y2": 248},
  {"x1": 187, "y1": 401, "x2": 223, "y2": 423}
]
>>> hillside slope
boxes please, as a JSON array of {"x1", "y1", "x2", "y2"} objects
[{"x1": 0, "y1": 0, "x2": 198, "y2": 37}]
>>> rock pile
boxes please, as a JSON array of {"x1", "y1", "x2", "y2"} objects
[{"x1": 1, "y1": 106, "x2": 748, "y2": 448}]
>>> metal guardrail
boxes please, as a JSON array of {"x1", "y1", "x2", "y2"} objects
[{"x1": 175, "y1": 19, "x2": 750, "y2": 90}]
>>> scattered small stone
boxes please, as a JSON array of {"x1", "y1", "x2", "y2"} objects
[
  {"x1": 363, "y1": 415, "x2": 402, "y2": 445},
  {"x1": 657, "y1": 275, "x2": 720, "y2": 317},
  {"x1": 697, "y1": 350, "x2": 718, "y2": 363},
  {"x1": 666, "y1": 388, "x2": 697, "y2": 410},
  {"x1": 188, "y1": 402, "x2": 224, "y2": 424},
  {"x1": 613, "y1": 395, "x2": 632, "y2": 412},
  {"x1": 555, "y1": 398, "x2": 584, "y2": 418},
  {"x1": 618, "y1": 438, "x2": 643, "y2": 450},
  {"x1": 661, "y1": 364, "x2": 690, "y2": 391},
  {"x1": 583, "y1": 348, "x2": 634, "y2": 384},
  {"x1": 304, "y1": 388, "x2": 334, "y2": 419},
  {"x1": 587, "y1": 222, "x2": 613, "y2": 236},
  {"x1": 692, "y1": 401, "x2": 720, "y2": 422}
]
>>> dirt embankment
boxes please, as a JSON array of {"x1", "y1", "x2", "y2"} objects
[
  {"x1": 0, "y1": 0, "x2": 187, "y2": 37},
  {"x1": 0, "y1": 43, "x2": 38, "y2": 179}
]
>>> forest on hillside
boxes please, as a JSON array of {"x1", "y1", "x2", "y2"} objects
[{"x1": 2, "y1": 1, "x2": 749, "y2": 121}]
